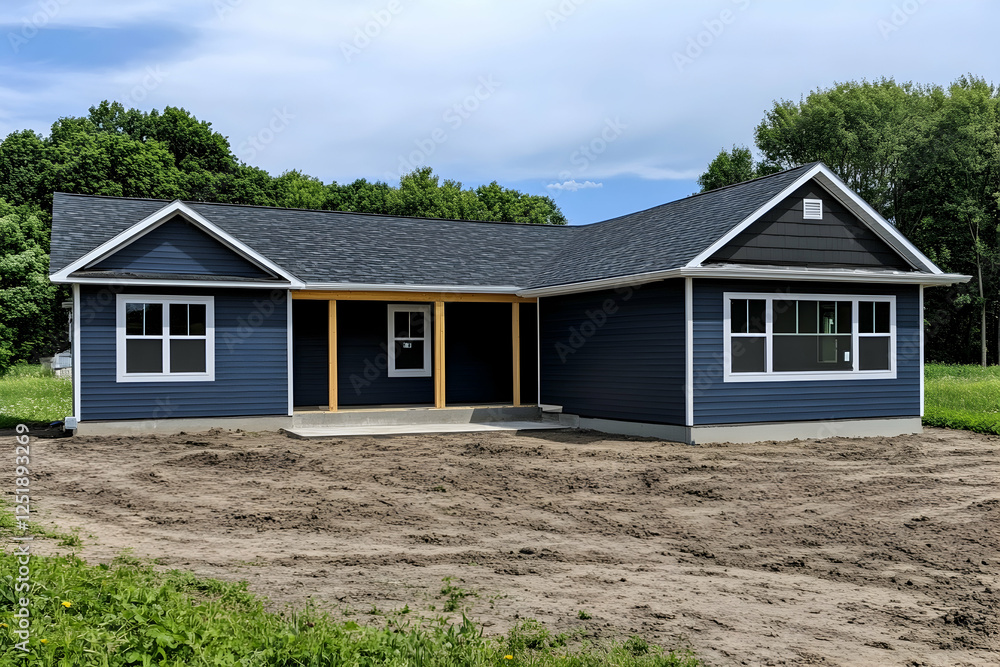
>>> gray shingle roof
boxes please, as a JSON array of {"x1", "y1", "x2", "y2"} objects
[{"x1": 51, "y1": 162, "x2": 880, "y2": 290}]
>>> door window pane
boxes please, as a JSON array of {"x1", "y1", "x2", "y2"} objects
[
  {"x1": 859, "y1": 337, "x2": 890, "y2": 370},
  {"x1": 170, "y1": 339, "x2": 207, "y2": 373},
  {"x1": 126, "y1": 339, "x2": 162, "y2": 373},
  {"x1": 731, "y1": 337, "x2": 766, "y2": 373}
]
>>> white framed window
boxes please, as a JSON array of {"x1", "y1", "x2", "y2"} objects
[
  {"x1": 116, "y1": 294, "x2": 215, "y2": 382},
  {"x1": 723, "y1": 292, "x2": 895, "y2": 382},
  {"x1": 803, "y1": 198, "x2": 823, "y2": 219},
  {"x1": 387, "y1": 304, "x2": 431, "y2": 378}
]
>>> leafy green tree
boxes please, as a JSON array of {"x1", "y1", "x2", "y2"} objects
[
  {"x1": 697, "y1": 145, "x2": 770, "y2": 191},
  {"x1": 0, "y1": 201, "x2": 62, "y2": 372},
  {"x1": 0, "y1": 100, "x2": 568, "y2": 371},
  {"x1": 707, "y1": 76, "x2": 1000, "y2": 364}
]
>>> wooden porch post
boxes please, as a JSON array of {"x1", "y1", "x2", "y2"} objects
[
  {"x1": 512, "y1": 302, "x2": 521, "y2": 406},
  {"x1": 327, "y1": 299, "x2": 337, "y2": 412},
  {"x1": 434, "y1": 301, "x2": 446, "y2": 408}
]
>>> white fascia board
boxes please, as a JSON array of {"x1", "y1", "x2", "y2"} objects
[
  {"x1": 517, "y1": 266, "x2": 970, "y2": 297},
  {"x1": 517, "y1": 270, "x2": 682, "y2": 298},
  {"x1": 51, "y1": 276, "x2": 292, "y2": 289},
  {"x1": 49, "y1": 200, "x2": 305, "y2": 287},
  {"x1": 300, "y1": 283, "x2": 524, "y2": 293},
  {"x1": 685, "y1": 163, "x2": 943, "y2": 275},
  {"x1": 681, "y1": 266, "x2": 970, "y2": 286}
]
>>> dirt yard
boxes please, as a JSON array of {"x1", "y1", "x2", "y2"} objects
[{"x1": 21, "y1": 425, "x2": 999, "y2": 666}]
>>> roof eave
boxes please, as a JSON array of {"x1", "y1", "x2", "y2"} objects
[{"x1": 517, "y1": 266, "x2": 970, "y2": 297}]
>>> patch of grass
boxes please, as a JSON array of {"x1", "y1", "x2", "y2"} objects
[
  {"x1": 439, "y1": 576, "x2": 477, "y2": 612},
  {"x1": 0, "y1": 363, "x2": 72, "y2": 429},
  {"x1": 0, "y1": 554, "x2": 702, "y2": 665},
  {"x1": 924, "y1": 363, "x2": 1000, "y2": 434},
  {"x1": 577, "y1": 610, "x2": 592, "y2": 620}
]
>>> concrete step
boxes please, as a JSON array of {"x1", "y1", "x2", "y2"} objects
[{"x1": 292, "y1": 406, "x2": 542, "y2": 428}]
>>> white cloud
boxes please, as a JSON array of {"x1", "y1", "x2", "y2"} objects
[
  {"x1": 546, "y1": 180, "x2": 603, "y2": 192},
  {"x1": 0, "y1": 0, "x2": 993, "y2": 208}
]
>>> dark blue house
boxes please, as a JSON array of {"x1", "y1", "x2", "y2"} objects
[{"x1": 48, "y1": 163, "x2": 968, "y2": 443}]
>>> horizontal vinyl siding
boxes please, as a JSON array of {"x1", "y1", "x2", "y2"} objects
[
  {"x1": 692, "y1": 279, "x2": 920, "y2": 425},
  {"x1": 539, "y1": 280, "x2": 685, "y2": 424},
  {"x1": 92, "y1": 217, "x2": 272, "y2": 278},
  {"x1": 80, "y1": 286, "x2": 288, "y2": 420},
  {"x1": 337, "y1": 301, "x2": 433, "y2": 406},
  {"x1": 292, "y1": 300, "x2": 329, "y2": 406},
  {"x1": 445, "y1": 303, "x2": 513, "y2": 404}
]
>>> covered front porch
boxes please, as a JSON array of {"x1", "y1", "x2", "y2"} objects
[{"x1": 290, "y1": 291, "x2": 538, "y2": 413}]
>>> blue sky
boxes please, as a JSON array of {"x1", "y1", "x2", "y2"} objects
[{"x1": 0, "y1": 0, "x2": 996, "y2": 224}]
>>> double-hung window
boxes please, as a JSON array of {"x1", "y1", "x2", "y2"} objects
[
  {"x1": 387, "y1": 304, "x2": 431, "y2": 377},
  {"x1": 116, "y1": 295, "x2": 215, "y2": 382},
  {"x1": 724, "y1": 293, "x2": 895, "y2": 381}
]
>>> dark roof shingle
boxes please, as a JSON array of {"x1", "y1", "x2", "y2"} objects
[{"x1": 51, "y1": 162, "x2": 876, "y2": 290}]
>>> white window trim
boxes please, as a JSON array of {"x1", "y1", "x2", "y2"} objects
[
  {"x1": 387, "y1": 304, "x2": 432, "y2": 378},
  {"x1": 803, "y1": 198, "x2": 823, "y2": 219},
  {"x1": 723, "y1": 292, "x2": 896, "y2": 382},
  {"x1": 116, "y1": 294, "x2": 215, "y2": 382}
]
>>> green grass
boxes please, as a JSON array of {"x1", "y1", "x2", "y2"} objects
[
  {"x1": 0, "y1": 552, "x2": 701, "y2": 666},
  {"x1": 923, "y1": 363, "x2": 1000, "y2": 434},
  {"x1": 0, "y1": 363, "x2": 72, "y2": 429}
]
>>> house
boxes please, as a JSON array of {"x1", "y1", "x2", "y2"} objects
[{"x1": 48, "y1": 162, "x2": 968, "y2": 443}]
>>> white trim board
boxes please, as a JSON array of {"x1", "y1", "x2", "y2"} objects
[
  {"x1": 684, "y1": 278, "x2": 694, "y2": 426},
  {"x1": 685, "y1": 163, "x2": 941, "y2": 274},
  {"x1": 49, "y1": 200, "x2": 305, "y2": 288},
  {"x1": 71, "y1": 283, "x2": 81, "y2": 422}
]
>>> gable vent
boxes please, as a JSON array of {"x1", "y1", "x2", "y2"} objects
[{"x1": 803, "y1": 198, "x2": 823, "y2": 220}]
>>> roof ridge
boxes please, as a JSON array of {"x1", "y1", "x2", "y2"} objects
[
  {"x1": 52, "y1": 192, "x2": 576, "y2": 231},
  {"x1": 574, "y1": 162, "x2": 821, "y2": 229}
]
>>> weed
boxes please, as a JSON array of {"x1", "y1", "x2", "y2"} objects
[
  {"x1": 578, "y1": 609, "x2": 592, "y2": 620},
  {"x1": 440, "y1": 576, "x2": 478, "y2": 612}
]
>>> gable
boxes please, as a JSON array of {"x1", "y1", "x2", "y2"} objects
[
  {"x1": 88, "y1": 216, "x2": 275, "y2": 278},
  {"x1": 707, "y1": 180, "x2": 912, "y2": 270}
]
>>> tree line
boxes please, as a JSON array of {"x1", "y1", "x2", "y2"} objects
[
  {"x1": 699, "y1": 76, "x2": 1000, "y2": 365},
  {"x1": 0, "y1": 102, "x2": 566, "y2": 372}
]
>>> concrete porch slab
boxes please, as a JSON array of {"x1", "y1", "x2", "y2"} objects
[{"x1": 282, "y1": 420, "x2": 566, "y2": 439}]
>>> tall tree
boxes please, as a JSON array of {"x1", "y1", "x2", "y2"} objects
[{"x1": 703, "y1": 76, "x2": 1000, "y2": 364}]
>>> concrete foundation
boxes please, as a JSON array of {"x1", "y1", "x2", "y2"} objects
[
  {"x1": 560, "y1": 414, "x2": 922, "y2": 445},
  {"x1": 73, "y1": 406, "x2": 543, "y2": 436}
]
